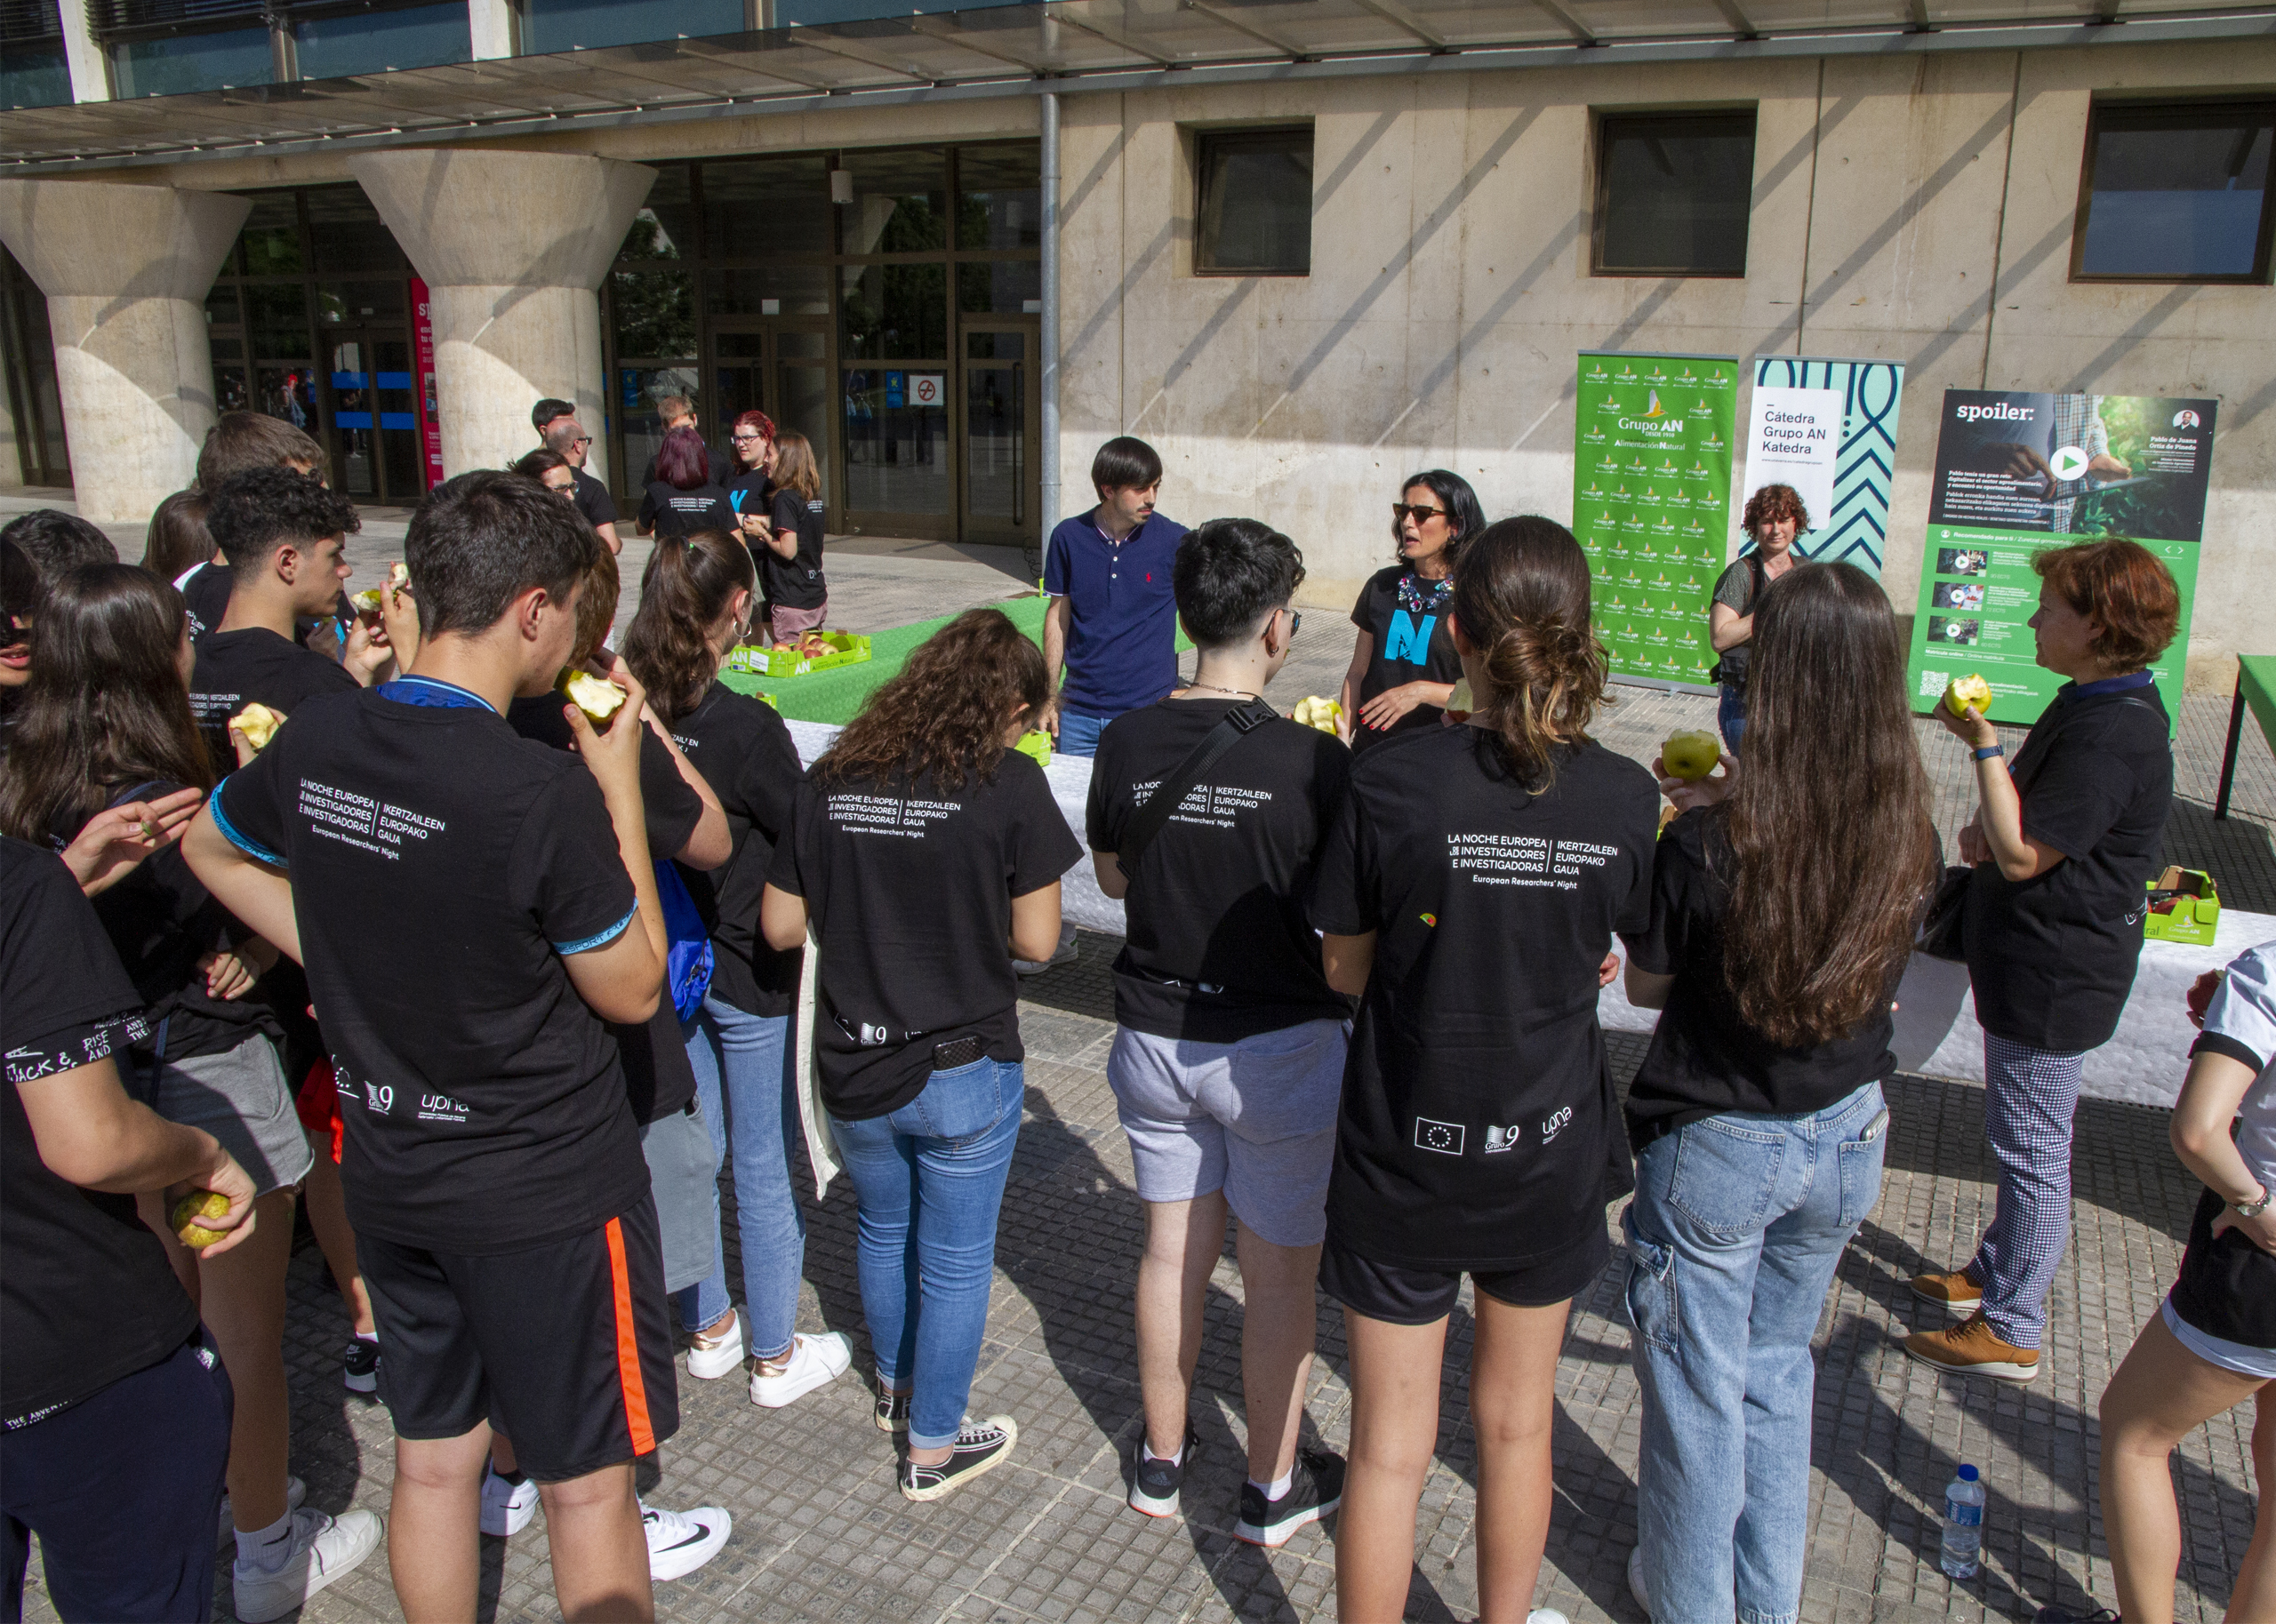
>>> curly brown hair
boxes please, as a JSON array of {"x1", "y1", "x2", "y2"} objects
[
  {"x1": 1741, "y1": 483, "x2": 1809, "y2": 540},
  {"x1": 815, "y1": 607, "x2": 1047, "y2": 793}
]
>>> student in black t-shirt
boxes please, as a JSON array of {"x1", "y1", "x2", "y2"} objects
[
  {"x1": 621, "y1": 531, "x2": 846, "y2": 1410},
  {"x1": 1908, "y1": 538, "x2": 2179, "y2": 1384},
  {"x1": 186, "y1": 470, "x2": 682, "y2": 1622},
  {"x1": 533, "y1": 397, "x2": 621, "y2": 556},
  {"x1": 0, "y1": 564, "x2": 385, "y2": 1621},
  {"x1": 637, "y1": 426, "x2": 737, "y2": 542},
  {"x1": 1617, "y1": 563, "x2": 1937, "y2": 1624},
  {"x1": 757, "y1": 432, "x2": 829, "y2": 646},
  {"x1": 1086, "y1": 517, "x2": 1352, "y2": 1544},
  {"x1": 1336, "y1": 469, "x2": 1481, "y2": 753},
  {"x1": 722, "y1": 409, "x2": 778, "y2": 573},
  {"x1": 763, "y1": 607, "x2": 1080, "y2": 1500},
  {"x1": 1, "y1": 836, "x2": 255, "y2": 1624},
  {"x1": 1309, "y1": 516, "x2": 1658, "y2": 1624}
]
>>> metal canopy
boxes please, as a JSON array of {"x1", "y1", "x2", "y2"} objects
[{"x1": 2, "y1": 0, "x2": 2271, "y2": 171}]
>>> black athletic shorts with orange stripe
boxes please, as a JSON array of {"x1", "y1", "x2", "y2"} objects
[{"x1": 357, "y1": 1196, "x2": 680, "y2": 1482}]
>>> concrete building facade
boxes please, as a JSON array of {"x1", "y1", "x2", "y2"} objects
[{"x1": 0, "y1": 2, "x2": 2269, "y2": 684}]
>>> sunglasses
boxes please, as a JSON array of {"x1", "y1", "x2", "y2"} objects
[
  {"x1": 565, "y1": 435, "x2": 594, "y2": 448},
  {"x1": 1393, "y1": 502, "x2": 1448, "y2": 524}
]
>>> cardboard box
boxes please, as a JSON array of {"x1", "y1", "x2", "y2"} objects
[
  {"x1": 1014, "y1": 730, "x2": 1051, "y2": 768},
  {"x1": 2144, "y1": 866, "x2": 2221, "y2": 947}
]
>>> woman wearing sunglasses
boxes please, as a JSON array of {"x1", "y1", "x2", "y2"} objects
[{"x1": 1338, "y1": 470, "x2": 1483, "y2": 753}]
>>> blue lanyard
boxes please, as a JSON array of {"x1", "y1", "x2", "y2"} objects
[{"x1": 378, "y1": 676, "x2": 494, "y2": 712}]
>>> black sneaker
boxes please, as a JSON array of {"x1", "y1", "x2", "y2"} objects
[
  {"x1": 900, "y1": 1415, "x2": 1017, "y2": 1501},
  {"x1": 1234, "y1": 1447, "x2": 1345, "y2": 1547},
  {"x1": 874, "y1": 1389, "x2": 910, "y2": 1434},
  {"x1": 341, "y1": 1337, "x2": 380, "y2": 1395},
  {"x1": 1128, "y1": 1425, "x2": 1198, "y2": 1517}
]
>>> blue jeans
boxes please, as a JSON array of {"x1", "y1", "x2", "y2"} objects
[
  {"x1": 1718, "y1": 683, "x2": 1747, "y2": 752},
  {"x1": 1623, "y1": 1081, "x2": 1888, "y2": 1624},
  {"x1": 829, "y1": 1057, "x2": 1024, "y2": 1450},
  {"x1": 1055, "y1": 708, "x2": 1112, "y2": 757},
  {"x1": 675, "y1": 996, "x2": 804, "y2": 1359}
]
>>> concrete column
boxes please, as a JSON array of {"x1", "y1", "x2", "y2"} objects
[
  {"x1": 60, "y1": 3, "x2": 108, "y2": 102},
  {"x1": 468, "y1": 0, "x2": 515, "y2": 60},
  {"x1": 0, "y1": 180, "x2": 249, "y2": 522},
  {"x1": 348, "y1": 149, "x2": 654, "y2": 477}
]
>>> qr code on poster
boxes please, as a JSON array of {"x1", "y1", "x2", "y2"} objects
[{"x1": 1919, "y1": 669, "x2": 1948, "y2": 700}]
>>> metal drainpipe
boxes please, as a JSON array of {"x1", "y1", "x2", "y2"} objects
[{"x1": 1037, "y1": 89, "x2": 1062, "y2": 583}]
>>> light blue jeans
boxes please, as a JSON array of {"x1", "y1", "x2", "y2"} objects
[
  {"x1": 1623, "y1": 1080, "x2": 1888, "y2": 1624},
  {"x1": 1055, "y1": 708, "x2": 1111, "y2": 757},
  {"x1": 1718, "y1": 683, "x2": 1747, "y2": 753},
  {"x1": 675, "y1": 995, "x2": 804, "y2": 1360},
  {"x1": 829, "y1": 1057, "x2": 1024, "y2": 1451}
]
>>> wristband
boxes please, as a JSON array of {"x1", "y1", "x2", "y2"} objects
[{"x1": 1973, "y1": 744, "x2": 2005, "y2": 762}]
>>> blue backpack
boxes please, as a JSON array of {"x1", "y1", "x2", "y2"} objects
[{"x1": 653, "y1": 860, "x2": 715, "y2": 1022}]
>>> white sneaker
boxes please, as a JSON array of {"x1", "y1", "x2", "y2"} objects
[
  {"x1": 748, "y1": 1331, "x2": 852, "y2": 1408},
  {"x1": 217, "y1": 1475, "x2": 306, "y2": 1547},
  {"x1": 1527, "y1": 1612, "x2": 1571, "y2": 1624},
  {"x1": 230, "y1": 1506, "x2": 384, "y2": 1624},
  {"x1": 1629, "y1": 1548, "x2": 1651, "y2": 1618},
  {"x1": 642, "y1": 1500, "x2": 730, "y2": 1581},
  {"x1": 479, "y1": 1468, "x2": 540, "y2": 1538},
  {"x1": 686, "y1": 1310, "x2": 745, "y2": 1380}
]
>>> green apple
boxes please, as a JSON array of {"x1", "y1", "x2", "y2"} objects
[
  {"x1": 169, "y1": 1188, "x2": 231, "y2": 1249},
  {"x1": 1662, "y1": 730, "x2": 1722, "y2": 781},
  {"x1": 1944, "y1": 673, "x2": 1992, "y2": 719}
]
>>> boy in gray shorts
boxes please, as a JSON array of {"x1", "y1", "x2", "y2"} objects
[{"x1": 1084, "y1": 517, "x2": 1353, "y2": 1548}]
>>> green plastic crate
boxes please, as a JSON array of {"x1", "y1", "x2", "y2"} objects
[{"x1": 725, "y1": 631, "x2": 871, "y2": 681}]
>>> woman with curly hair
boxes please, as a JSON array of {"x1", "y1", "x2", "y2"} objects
[
  {"x1": 1711, "y1": 484, "x2": 1808, "y2": 751},
  {"x1": 761, "y1": 607, "x2": 1080, "y2": 1501}
]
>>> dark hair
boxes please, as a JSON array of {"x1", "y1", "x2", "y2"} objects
[
  {"x1": 1742, "y1": 484, "x2": 1810, "y2": 539},
  {"x1": 622, "y1": 531, "x2": 756, "y2": 720},
  {"x1": 1447, "y1": 516, "x2": 1608, "y2": 788},
  {"x1": 533, "y1": 397, "x2": 577, "y2": 435},
  {"x1": 208, "y1": 468, "x2": 363, "y2": 585},
  {"x1": 572, "y1": 540, "x2": 621, "y2": 665},
  {"x1": 2, "y1": 510, "x2": 116, "y2": 580},
  {"x1": 818, "y1": 607, "x2": 1047, "y2": 793},
  {"x1": 406, "y1": 470, "x2": 597, "y2": 644},
  {"x1": 196, "y1": 411, "x2": 323, "y2": 489},
  {"x1": 0, "y1": 564, "x2": 211, "y2": 844},
  {"x1": 1391, "y1": 469, "x2": 1484, "y2": 565},
  {"x1": 1721, "y1": 563, "x2": 1938, "y2": 1048},
  {"x1": 1174, "y1": 518, "x2": 1305, "y2": 649},
  {"x1": 655, "y1": 425, "x2": 710, "y2": 492},
  {"x1": 1091, "y1": 436, "x2": 1163, "y2": 496},
  {"x1": 773, "y1": 432, "x2": 820, "y2": 502},
  {"x1": 1, "y1": 538, "x2": 43, "y2": 630},
  {"x1": 140, "y1": 489, "x2": 216, "y2": 579},
  {"x1": 513, "y1": 448, "x2": 570, "y2": 482},
  {"x1": 2032, "y1": 537, "x2": 2179, "y2": 671}
]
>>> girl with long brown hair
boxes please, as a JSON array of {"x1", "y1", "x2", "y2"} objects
[
  {"x1": 1310, "y1": 516, "x2": 1662, "y2": 1624},
  {"x1": 758, "y1": 431, "x2": 829, "y2": 647},
  {"x1": 760, "y1": 606, "x2": 1079, "y2": 1500},
  {"x1": 1619, "y1": 560, "x2": 1936, "y2": 1624},
  {"x1": 620, "y1": 532, "x2": 849, "y2": 1409}
]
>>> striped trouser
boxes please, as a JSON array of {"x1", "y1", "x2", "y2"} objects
[{"x1": 1967, "y1": 1034, "x2": 2088, "y2": 1350}]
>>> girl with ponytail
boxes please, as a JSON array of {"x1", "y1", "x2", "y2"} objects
[
  {"x1": 619, "y1": 531, "x2": 846, "y2": 1401},
  {"x1": 1310, "y1": 516, "x2": 1661, "y2": 1623}
]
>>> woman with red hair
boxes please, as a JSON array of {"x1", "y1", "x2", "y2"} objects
[
  {"x1": 1710, "y1": 484, "x2": 1807, "y2": 751},
  {"x1": 723, "y1": 410, "x2": 778, "y2": 561},
  {"x1": 637, "y1": 424, "x2": 736, "y2": 540}
]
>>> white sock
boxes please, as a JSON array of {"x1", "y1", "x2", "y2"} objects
[
  {"x1": 1144, "y1": 1436, "x2": 1187, "y2": 1468},
  {"x1": 234, "y1": 1509, "x2": 294, "y2": 1572},
  {"x1": 1249, "y1": 1467, "x2": 1295, "y2": 1500},
  {"x1": 354, "y1": 1330, "x2": 377, "y2": 1343}
]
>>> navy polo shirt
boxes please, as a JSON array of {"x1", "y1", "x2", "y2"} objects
[{"x1": 1044, "y1": 509, "x2": 1188, "y2": 718}]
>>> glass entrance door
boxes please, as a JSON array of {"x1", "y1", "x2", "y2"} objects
[
  {"x1": 709, "y1": 319, "x2": 833, "y2": 514},
  {"x1": 959, "y1": 322, "x2": 1038, "y2": 548},
  {"x1": 326, "y1": 333, "x2": 420, "y2": 504}
]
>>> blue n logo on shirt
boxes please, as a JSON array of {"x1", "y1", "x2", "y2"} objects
[{"x1": 1384, "y1": 611, "x2": 1436, "y2": 664}]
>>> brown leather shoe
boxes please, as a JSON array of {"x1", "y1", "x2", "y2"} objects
[
  {"x1": 1910, "y1": 1267, "x2": 1983, "y2": 1311},
  {"x1": 1905, "y1": 1312, "x2": 2040, "y2": 1382}
]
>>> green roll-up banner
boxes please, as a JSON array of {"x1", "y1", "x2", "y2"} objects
[
  {"x1": 1573, "y1": 351, "x2": 1740, "y2": 692},
  {"x1": 1905, "y1": 389, "x2": 2215, "y2": 732}
]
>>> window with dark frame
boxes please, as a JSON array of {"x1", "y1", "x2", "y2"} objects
[
  {"x1": 1592, "y1": 110, "x2": 1756, "y2": 278},
  {"x1": 1195, "y1": 126, "x2": 1313, "y2": 277},
  {"x1": 2072, "y1": 100, "x2": 2276, "y2": 284}
]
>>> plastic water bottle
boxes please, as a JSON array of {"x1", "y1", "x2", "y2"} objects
[{"x1": 1940, "y1": 1463, "x2": 1984, "y2": 1579}]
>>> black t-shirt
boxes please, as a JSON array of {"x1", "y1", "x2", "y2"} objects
[
  {"x1": 1, "y1": 837, "x2": 196, "y2": 1429},
  {"x1": 1620, "y1": 809, "x2": 1895, "y2": 1149},
  {"x1": 1086, "y1": 698, "x2": 1352, "y2": 1042},
  {"x1": 724, "y1": 469, "x2": 772, "y2": 535},
  {"x1": 638, "y1": 482, "x2": 738, "y2": 540},
  {"x1": 507, "y1": 694, "x2": 706, "y2": 1122},
  {"x1": 52, "y1": 781, "x2": 279, "y2": 1066},
  {"x1": 180, "y1": 562, "x2": 233, "y2": 646},
  {"x1": 572, "y1": 468, "x2": 617, "y2": 532},
  {"x1": 188, "y1": 626, "x2": 359, "y2": 778},
  {"x1": 768, "y1": 752, "x2": 1083, "y2": 1120},
  {"x1": 669, "y1": 682, "x2": 804, "y2": 1018},
  {"x1": 212, "y1": 684, "x2": 649, "y2": 1252},
  {"x1": 1348, "y1": 565, "x2": 1463, "y2": 753},
  {"x1": 1309, "y1": 725, "x2": 1658, "y2": 1268},
  {"x1": 761, "y1": 489, "x2": 828, "y2": 612},
  {"x1": 1963, "y1": 678, "x2": 2174, "y2": 1052}
]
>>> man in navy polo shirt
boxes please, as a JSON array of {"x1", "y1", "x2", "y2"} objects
[{"x1": 1042, "y1": 437, "x2": 1188, "y2": 758}]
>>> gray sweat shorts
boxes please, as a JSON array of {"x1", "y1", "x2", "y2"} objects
[{"x1": 151, "y1": 1034, "x2": 315, "y2": 1198}]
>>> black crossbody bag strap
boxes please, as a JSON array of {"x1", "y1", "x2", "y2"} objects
[{"x1": 1117, "y1": 699, "x2": 1278, "y2": 872}]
